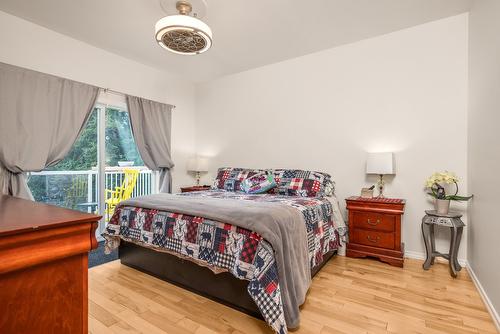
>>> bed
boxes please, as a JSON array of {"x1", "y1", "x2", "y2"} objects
[{"x1": 104, "y1": 168, "x2": 346, "y2": 334}]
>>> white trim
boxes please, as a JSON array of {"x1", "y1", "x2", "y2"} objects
[
  {"x1": 467, "y1": 264, "x2": 500, "y2": 332},
  {"x1": 97, "y1": 106, "x2": 106, "y2": 235},
  {"x1": 404, "y1": 250, "x2": 468, "y2": 267},
  {"x1": 97, "y1": 90, "x2": 127, "y2": 110},
  {"x1": 404, "y1": 250, "x2": 426, "y2": 260}
]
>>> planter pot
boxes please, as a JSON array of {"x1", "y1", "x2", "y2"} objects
[{"x1": 435, "y1": 199, "x2": 451, "y2": 215}]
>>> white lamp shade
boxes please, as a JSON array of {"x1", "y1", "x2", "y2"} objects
[
  {"x1": 366, "y1": 152, "x2": 395, "y2": 175},
  {"x1": 187, "y1": 157, "x2": 209, "y2": 172}
]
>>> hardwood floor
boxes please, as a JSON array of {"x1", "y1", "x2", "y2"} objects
[{"x1": 88, "y1": 256, "x2": 498, "y2": 334}]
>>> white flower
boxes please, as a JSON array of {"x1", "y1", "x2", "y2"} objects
[{"x1": 424, "y1": 171, "x2": 459, "y2": 188}]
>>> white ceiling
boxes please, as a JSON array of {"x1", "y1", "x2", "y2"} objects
[{"x1": 0, "y1": 0, "x2": 471, "y2": 82}]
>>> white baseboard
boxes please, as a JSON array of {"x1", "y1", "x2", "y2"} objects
[
  {"x1": 337, "y1": 245, "x2": 346, "y2": 257},
  {"x1": 467, "y1": 265, "x2": 500, "y2": 332},
  {"x1": 404, "y1": 250, "x2": 468, "y2": 267}
]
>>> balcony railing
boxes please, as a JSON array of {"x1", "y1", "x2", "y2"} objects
[{"x1": 28, "y1": 166, "x2": 154, "y2": 213}]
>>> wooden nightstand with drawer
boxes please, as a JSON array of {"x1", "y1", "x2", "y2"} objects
[{"x1": 346, "y1": 196, "x2": 405, "y2": 267}]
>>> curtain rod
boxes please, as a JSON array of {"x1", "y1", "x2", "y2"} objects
[{"x1": 100, "y1": 87, "x2": 176, "y2": 109}]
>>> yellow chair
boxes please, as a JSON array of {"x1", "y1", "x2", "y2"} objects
[
  {"x1": 64, "y1": 176, "x2": 88, "y2": 210},
  {"x1": 105, "y1": 169, "x2": 139, "y2": 219}
]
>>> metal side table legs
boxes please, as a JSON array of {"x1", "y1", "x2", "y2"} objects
[{"x1": 421, "y1": 210, "x2": 465, "y2": 278}]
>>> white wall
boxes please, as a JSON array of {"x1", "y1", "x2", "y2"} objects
[
  {"x1": 0, "y1": 10, "x2": 197, "y2": 191},
  {"x1": 468, "y1": 0, "x2": 500, "y2": 325},
  {"x1": 0, "y1": 10, "x2": 473, "y2": 261},
  {"x1": 196, "y1": 14, "x2": 469, "y2": 259}
]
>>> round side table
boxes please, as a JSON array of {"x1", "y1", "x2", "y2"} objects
[{"x1": 421, "y1": 210, "x2": 465, "y2": 278}]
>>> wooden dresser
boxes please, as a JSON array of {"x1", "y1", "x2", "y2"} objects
[
  {"x1": 0, "y1": 195, "x2": 100, "y2": 334},
  {"x1": 346, "y1": 196, "x2": 405, "y2": 267}
]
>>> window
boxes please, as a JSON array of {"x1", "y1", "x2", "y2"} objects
[
  {"x1": 28, "y1": 109, "x2": 98, "y2": 210},
  {"x1": 28, "y1": 98, "x2": 156, "y2": 236}
]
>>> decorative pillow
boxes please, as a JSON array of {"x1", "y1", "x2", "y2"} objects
[
  {"x1": 270, "y1": 169, "x2": 335, "y2": 197},
  {"x1": 323, "y1": 179, "x2": 335, "y2": 197},
  {"x1": 212, "y1": 167, "x2": 265, "y2": 192},
  {"x1": 240, "y1": 172, "x2": 277, "y2": 194}
]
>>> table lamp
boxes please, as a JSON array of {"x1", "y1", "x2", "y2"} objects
[
  {"x1": 187, "y1": 157, "x2": 209, "y2": 186},
  {"x1": 366, "y1": 152, "x2": 395, "y2": 198}
]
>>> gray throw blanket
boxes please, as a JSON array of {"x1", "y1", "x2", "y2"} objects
[{"x1": 118, "y1": 193, "x2": 311, "y2": 328}]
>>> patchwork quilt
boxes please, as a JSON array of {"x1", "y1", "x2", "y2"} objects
[{"x1": 104, "y1": 190, "x2": 346, "y2": 334}]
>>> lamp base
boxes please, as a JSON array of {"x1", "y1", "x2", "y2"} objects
[
  {"x1": 377, "y1": 174, "x2": 385, "y2": 198},
  {"x1": 195, "y1": 171, "x2": 201, "y2": 186}
]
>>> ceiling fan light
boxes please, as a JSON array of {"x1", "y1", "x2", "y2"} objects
[{"x1": 155, "y1": 14, "x2": 212, "y2": 55}]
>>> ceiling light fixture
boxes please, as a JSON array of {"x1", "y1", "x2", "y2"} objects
[{"x1": 155, "y1": 0, "x2": 212, "y2": 55}]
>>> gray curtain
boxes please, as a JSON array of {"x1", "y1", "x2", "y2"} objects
[
  {"x1": 0, "y1": 62, "x2": 99, "y2": 199},
  {"x1": 126, "y1": 95, "x2": 174, "y2": 193}
]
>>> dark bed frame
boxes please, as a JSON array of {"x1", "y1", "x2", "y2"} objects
[{"x1": 119, "y1": 241, "x2": 336, "y2": 319}]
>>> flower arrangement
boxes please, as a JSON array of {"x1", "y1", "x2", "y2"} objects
[{"x1": 425, "y1": 171, "x2": 473, "y2": 201}]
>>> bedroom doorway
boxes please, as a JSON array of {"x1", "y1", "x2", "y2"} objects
[
  {"x1": 28, "y1": 101, "x2": 156, "y2": 238},
  {"x1": 100, "y1": 106, "x2": 156, "y2": 231}
]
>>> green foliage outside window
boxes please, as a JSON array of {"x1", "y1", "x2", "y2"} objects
[
  {"x1": 28, "y1": 107, "x2": 144, "y2": 207},
  {"x1": 104, "y1": 108, "x2": 144, "y2": 167}
]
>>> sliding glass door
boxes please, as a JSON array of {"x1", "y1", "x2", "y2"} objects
[
  {"x1": 28, "y1": 109, "x2": 99, "y2": 212},
  {"x1": 28, "y1": 102, "x2": 156, "y2": 237},
  {"x1": 105, "y1": 107, "x2": 154, "y2": 201},
  {"x1": 100, "y1": 106, "x2": 155, "y2": 233}
]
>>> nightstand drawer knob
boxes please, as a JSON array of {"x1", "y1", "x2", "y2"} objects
[
  {"x1": 366, "y1": 235, "x2": 380, "y2": 243},
  {"x1": 367, "y1": 218, "x2": 381, "y2": 226}
]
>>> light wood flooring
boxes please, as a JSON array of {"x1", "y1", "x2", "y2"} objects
[{"x1": 88, "y1": 256, "x2": 498, "y2": 334}]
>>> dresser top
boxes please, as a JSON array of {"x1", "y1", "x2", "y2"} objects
[
  {"x1": 0, "y1": 195, "x2": 101, "y2": 237},
  {"x1": 346, "y1": 196, "x2": 406, "y2": 204}
]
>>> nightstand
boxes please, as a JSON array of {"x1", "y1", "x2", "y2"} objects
[
  {"x1": 180, "y1": 185, "x2": 211, "y2": 193},
  {"x1": 346, "y1": 196, "x2": 405, "y2": 267}
]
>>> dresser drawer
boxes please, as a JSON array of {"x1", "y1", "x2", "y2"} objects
[
  {"x1": 351, "y1": 229, "x2": 395, "y2": 249},
  {"x1": 352, "y1": 211, "x2": 395, "y2": 232}
]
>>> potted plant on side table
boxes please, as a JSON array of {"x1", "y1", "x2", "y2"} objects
[{"x1": 425, "y1": 171, "x2": 473, "y2": 214}]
